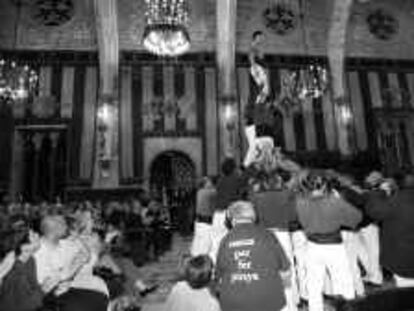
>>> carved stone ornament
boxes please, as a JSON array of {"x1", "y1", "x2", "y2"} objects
[
  {"x1": 263, "y1": 4, "x2": 298, "y2": 36},
  {"x1": 366, "y1": 8, "x2": 399, "y2": 41},
  {"x1": 31, "y1": 0, "x2": 75, "y2": 27}
]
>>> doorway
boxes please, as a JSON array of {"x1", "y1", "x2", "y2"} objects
[{"x1": 149, "y1": 151, "x2": 196, "y2": 234}]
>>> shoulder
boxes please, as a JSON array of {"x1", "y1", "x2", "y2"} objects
[{"x1": 170, "y1": 281, "x2": 190, "y2": 296}]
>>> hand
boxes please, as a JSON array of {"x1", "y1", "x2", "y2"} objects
[
  {"x1": 0, "y1": 251, "x2": 15, "y2": 279},
  {"x1": 41, "y1": 275, "x2": 61, "y2": 293},
  {"x1": 280, "y1": 270, "x2": 291, "y2": 288},
  {"x1": 54, "y1": 281, "x2": 71, "y2": 296}
]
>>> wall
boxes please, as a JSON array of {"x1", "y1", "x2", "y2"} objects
[
  {"x1": 0, "y1": 0, "x2": 413, "y2": 59},
  {"x1": 9, "y1": 54, "x2": 99, "y2": 193},
  {"x1": 3, "y1": 51, "x2": 414, "y2": 193}
]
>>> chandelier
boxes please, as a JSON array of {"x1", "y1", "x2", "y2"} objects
[
  {"x1": 280, "y1": 0, "x2": 328, "y2": 111},
  {"x1": 0, "y1": 58, "x2": 39, "y2": 103},
  {"x1": 295, "y1": 61, "x2": 328, "y2": 100},
  {"x1": 143, "y1": 0, "x2": 191, "y2": 57}
]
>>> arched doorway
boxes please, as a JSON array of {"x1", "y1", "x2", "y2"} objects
[{"x1": 149, "y1": 151, "x2": 196, "y2": 235}]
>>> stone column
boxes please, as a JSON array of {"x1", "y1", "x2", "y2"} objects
[
  {"x1": 48, "y1": 132, "x2": 60, "y2": 200},
  {"x1": 93, "y1": 0, "x2": 120, "y2": 188},
  {"x1": 328, "y1": 0, "x2": 354, "y2": 155},
  {"x1": 31, "y1": 132, "x2": 44, "y2": 199},
  {"x1": 11, "y1": 131, "x2": 24, "y2": 196},
  {"x1": 216, "y1": 0, "x2": 239, "y2": 162},
  {"x1": 93, "y1": 95, "x2": 119, "y2": 188}
]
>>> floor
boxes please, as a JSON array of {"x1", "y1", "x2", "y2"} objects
[
  {"x1": 117, "y1": 233, "x2": 193, "y2": 310},
  {"x1": 118, "y1": 233, "x2": 395, "y2": 311}
]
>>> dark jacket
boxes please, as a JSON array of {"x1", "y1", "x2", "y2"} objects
[
  {"x1": 366, "y1": 188, "x2": 414, "y2": 278},
  {"x1": 296, "y1": 194, "x2": 362, "y2": 239},
  {"x1": 250, "y1": 189, "x2": 297, "y2": 230},
  {"x1": 337, "y1": 186, "x2": 372, "y2": 228},
  {"x1": 216, "y1": 173, "x2": 246, "y2": 211},
  {"x1": 196, "y1": 187, "x2": 217, "y2": 219},
  {"x1": 215, "y1": 223, "x2": 289, "y2": 311},
  {"x1": 0, "y1": 257, "x2": 44, "y2": 311}
]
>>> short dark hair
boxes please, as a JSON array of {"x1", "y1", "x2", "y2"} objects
[
  {"x1": 221, "y1": 158, "x2": 236, "y2": 176},
  {"x1": 184, "y1": 255, "x2": 214, "y2": 289},
  {"x1": 252, "y1": 30, "x2": 264, "y2": 40}
]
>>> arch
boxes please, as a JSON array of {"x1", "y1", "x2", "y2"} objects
[
  {"x1": 143, "y1": 137, "x2": 203, "y2": 181},
  {"x1": 149, "y1": 150, "x2": 197, "y2": 235},
  {"x1": 149, "y1": 150, "x2": 196, "y2": 195}
]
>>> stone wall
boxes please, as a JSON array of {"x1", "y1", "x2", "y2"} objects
[{"x1": 0, "y1": 0, "x2": 413, "y2": 59}]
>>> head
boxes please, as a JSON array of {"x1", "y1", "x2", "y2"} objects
[
  {"x1": 199, "y1": 176, "x2": 213, "y2": 189},
  {"x1": 252, "y1": 30, "x2": 265, "y2": 46},
  {"x1": 221, "y1": 158, "x2": 237, "y2": 176},
  {"x1": 301, "y1": 173, "x2": 330, "y2": 197},
  {"x1": 379, "y1": 178, "x2": 398, "y2": 196},
  {"x1": 40, "y1": 215, "x2": 68, "y2": 241},
  {"x1": 184, "y1": 255, "x2": 214, "y2": 289},
  {"x1": 403, "y1": 174, "x2": 414, "y2": 189},
  {"x1": 227, "y1": 201, "x2": 256, "y2": 227},
  {"x1": 73, "y1": 209, "x2": 97, "y2": 235},
  {"x1": 131, "y1": 200, "x2": 142, "y2": 215},
  {"x1": 364, "y1": 171, "x2": 384, "y2": 190}
]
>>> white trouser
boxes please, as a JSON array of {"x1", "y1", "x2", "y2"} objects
[
  {"x1": 342, "y1": 231, "x2": 366, "y2": 296},
  {"x1": 306, "y1": 241, "x2": 355, "y2": 311},
  {"x1": 394, "y1": 274, "x2": 414, "y2": 288},
  {"x1": 359, "y1": 224, "x2": 383, "y2": 284},
  {"x1": 190, "y1": 221, "x2": 212, "y2": 256},
  {"x1": 244, "y1": 125, "x2": 257, "y2": 167},
  {"x1": 209, "y1": 211, "x2": 228, "y2": 263},
  {"x1": 291, "y1": 230, "x2": 308, "y2": 300},
  {"x1": 271, "y1": 229, "x2": 299, "y2": 311}
]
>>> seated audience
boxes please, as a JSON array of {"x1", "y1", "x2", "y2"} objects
[
  {"x1": 215, "y1": 200, "x2": 290, "y2": 311},
  {"x1": 34, "y1": 215, "x2": 70, "y2": 296},
  {"x1": 0, "y1": 235, "x2": 16, "y2": 287},
  {"x1": 163, "y1": 255, "x2": 220, "y2": 311},
  {"x1": 0, "y1": 226, "x2": 43, "y2": 311},
  {"x1": 57, "y1": 208, "x2": 110, "y2": 311}
]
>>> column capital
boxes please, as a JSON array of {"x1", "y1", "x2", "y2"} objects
[
  {"x1": 334, "y1": 96, "x2": 355, "y2": 156},
  {"x1": 32, "y1": 132, "x2": 44, "y2": 152},
  {"x1": 49, "y1": 132, "x2": 61, "y2": 149}
]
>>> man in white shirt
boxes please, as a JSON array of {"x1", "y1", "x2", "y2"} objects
[{"x1": 34, "y1": 215, "x2": 70, "y2": 294}]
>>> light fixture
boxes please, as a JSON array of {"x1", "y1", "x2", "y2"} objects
[
  {"x1": 296, "y1": 61, "x2": 328, "y2": 100},
  {"x1": 279, "y1": 0, "x2": 328, "y2": 111},
  {"x1": 0, "y1": 1, "x2": 39, "y2": 104},
  {"x1": 143, "y1": 0, "x2": 191, "y2": 57},
  {"x1": 0, "y1": 59, "x2": 38, "y2": 103}
]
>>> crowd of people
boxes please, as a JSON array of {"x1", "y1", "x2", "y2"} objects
[
  {"x1": 179, "y1": 156, "x2": 414, "y2": 311},
  {"x1": 0, "y1": 156, "x2": 413, "y2": 311},
  {"x1": 0, "y1": 195, "x2": 172, "y2": 311}
]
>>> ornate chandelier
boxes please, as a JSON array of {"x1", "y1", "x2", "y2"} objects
[
  {"x1": 143, "y1": 0, "x2": 191, "y2": 57},
  {"x1": 0, "y1": 58, "x2": 39, "y2": 103},
  {"x1": 296, "y1": 61, "x2": 328, "y2": 100},
  {"x1": 279, "y1": 0, "x2": 328, "y2": 111},
  {"x1": 295, "y1": 0, "x2": 328, "y2": 100}
]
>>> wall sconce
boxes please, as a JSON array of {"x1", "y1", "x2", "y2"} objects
[
  {"x1": 97, "y1": 103, "x2": 112, "y2": 125},
  {"x1": 96, "y1": 95, "x2": 117, "y2": 178},
  {"x1": 222, "y1": 96, "x2": 238, "y2": 131},
  {"x1": 339, "y1": 105, "x2": 352, "y2": 124},
  {"x1": 335, "y1": 96, "x2": 353, "y2": 124}
]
